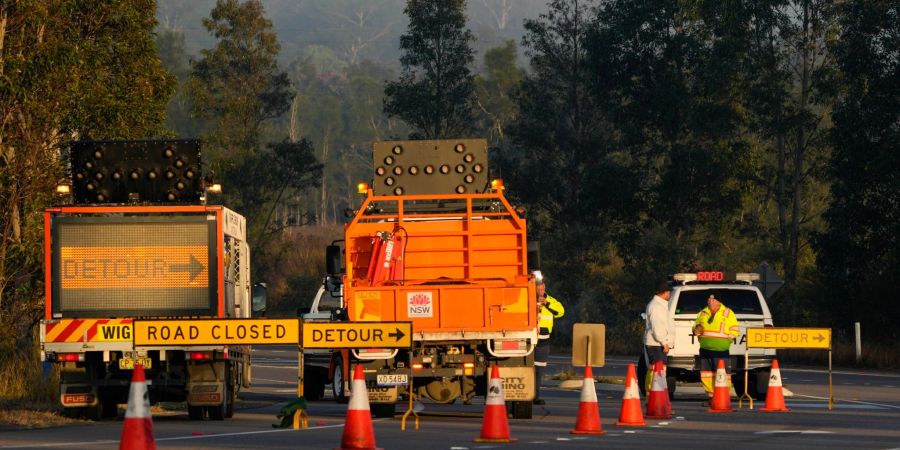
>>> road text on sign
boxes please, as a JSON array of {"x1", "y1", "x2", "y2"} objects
[
  {"x1": 746, "y1": 327, "x2": 831, "y2": 349},
  {"x1": 302, "y1": 322, "x2": 412, "y2": 349},
  {"x1": 134, "y1": 319, "x2": 299, "y2": 346},
  {"x1": 60, "y1": 247, "x2": 208, "y2": 288}
]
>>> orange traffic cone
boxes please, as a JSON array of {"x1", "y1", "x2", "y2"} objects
[
  {"x1": 645, "y1": 361, "x2": 672, "y2": 419},
  {"x1": 571, "y1": 366, "x2": 605, "y2": 435},
  {"x1": 615, "y1": 363, "x2": 646, "y2": 426},
  {"x1": 119, "y1": 363, "x2": 156, "y2": 450},
  {"x1": 474, "y1": 365, "x2": 517, "y2": 443},
  {"x1": 339, "y1": 364, "x2": 382, "y2": 450},
  {"x1": 760, "y1": 359, "x2": 790, "y2": 412},
  {"x1": 707, "y1": 359, "x2": 733, "y2": 413}
]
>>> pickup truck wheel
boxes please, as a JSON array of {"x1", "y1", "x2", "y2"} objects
[
  {"x1": 188, "y1": 405, "x2": 204, "y2": 420},
  {"x1": 370, "y1": 403, "x2": 394, "y2": 418},
  {"x1": 332, "y1": 362, "x2": 348, "y2": 403},
  {"x1": 510, "y1": 400, "x2": 532, "y2": 419},
  {"x1": 304, "y1": 371, "x2": 324, "y2": 401},
  {"x1": 636, "y1": 355, "x2": 647, "y2": 398}
]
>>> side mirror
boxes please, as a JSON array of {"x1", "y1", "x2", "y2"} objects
[
  {"x1": 326, "y1": 244, "x2": 342, "y2": 276},
  {"x1": 252, "y1": 283, "x2": 267, "y2": 317}
]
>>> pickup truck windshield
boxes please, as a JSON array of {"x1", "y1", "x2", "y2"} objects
[{"x1": 674, "y1": 289, "x2": 763, "y2": 315}]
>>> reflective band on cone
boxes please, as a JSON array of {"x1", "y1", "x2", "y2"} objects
[
  {"x1": 474, "y1": 365, "x2": 517, "y2": 443},
  {"x1": 615, "y1": 363, "x2": 646, "y2": 426},
  {"x1": 707, "y1": 359, "x2": 733, "y2": 413},
  {"x1": 571, "y1": 366, "x2": 605, "y2": 434},
  {"x1": 760, "y1": 359, "x2": 790, "y2": 412},
  {"x1": 119, "y1": 363, "x2": 156, "y2": 450},
  {"x1": 339, "y1": 364, "x2": 382, "y2": 450},
  {"x1": 646, "y1": 361, "x2": 672, "y2": 419}
]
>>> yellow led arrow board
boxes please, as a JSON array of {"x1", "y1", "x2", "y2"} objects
[
  {"x1": 302, "y1": 322, "x2": 412, "y2": 349},
  {"x1": 746, "y1": 327, "x2": 831, "y2": 349},
  {"x1": 134, "y1": 319, "x2": 299, "y2": 346}
]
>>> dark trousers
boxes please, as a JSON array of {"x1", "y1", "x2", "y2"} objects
[
  {"x1": 643, "y1": 345, "x2": 668, "y2": 391},
  {"x1": 534, "y1": 338, "x2": 550, "y2": 399}
]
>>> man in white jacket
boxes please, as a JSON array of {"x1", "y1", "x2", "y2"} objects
[{"x1": 643, "y1": 280, "x2": 675, "y2": 390}]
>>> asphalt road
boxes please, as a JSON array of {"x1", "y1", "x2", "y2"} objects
[{"x1": 2, "y1": 347, "x2": 900, "y2": 449}]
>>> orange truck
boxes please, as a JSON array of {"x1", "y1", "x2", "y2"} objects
[
  {"x1": 39, "y1": 140, "x2": 261, "y2": 420},
  {"x1": 315, "y1": 139, "x2": 539, "y2": 419}
]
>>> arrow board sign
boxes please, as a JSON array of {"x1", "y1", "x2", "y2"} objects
[
  {"x1": 302, "y1": 321, "x2": 412, "y2": 349},
  {"x1": 746, "y1": 327, "x2": 831, "y2": 349}
]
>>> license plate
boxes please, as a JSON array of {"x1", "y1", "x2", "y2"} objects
[
  {"x1": 119, "y1": 357, "x2": 152, "y2": 370},
  {"x1": 377, "y1": 374, "x2": 408, "y2": 386}
]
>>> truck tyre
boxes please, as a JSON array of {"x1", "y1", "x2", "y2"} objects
[
  {"x1": 370, "y1": 403, "x2": 395, "y2": 418},
  {"x1": 304, "y1": 370, "x2": 324, "y2": 401},
  {"x1": 509, "y1": 400, "x2": 533, "y2": 419},
  {"x1": 101, "y1": 396, "x2": 119, "y2": 419},
  {"x1": 208, "y1": 383, "x2": 228, "y2": 420},
  {"x1": 636, "y1": 355, "x2": 647, "y2": 398},
  {"x1": 188, "y1": 405, "x2": 204, "y2": 420},
  {"x1": 332, "y1": 360, "x2": 348, "y2": 403}
]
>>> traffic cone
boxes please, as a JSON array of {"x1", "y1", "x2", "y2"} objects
[
  {"x1": 339, "y1": 364, "x2": 382, "y2": 450},
  {"x1": 707, "y1": 359, "x2": 733, "y2": 413},
  {"x1": 615, "y1": 363, "x2": 646, "y2": 426},
  {"x1": 571, "y1": 366, "x2": 605, "y2": 435},
  {"x1": 645, "y1": 360, "x2": 672, "y2": 419},
  {"x1": 119, "y1": 363, "x2": 156, "y2": 450},
  {"x1": 474, "y1": 365, "x2": 517, "y2": 443},
  {"x1": 760, "y1": 359, "x2": 790, "y2": 412}
]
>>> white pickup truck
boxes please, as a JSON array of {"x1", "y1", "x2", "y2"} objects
[{"x1": 639, "y1": 272, "x2": 776, "y2": 400}]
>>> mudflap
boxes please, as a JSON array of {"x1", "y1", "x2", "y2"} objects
[{"x1": 186, "y1": 361, "x2": 225, "y2": 407}]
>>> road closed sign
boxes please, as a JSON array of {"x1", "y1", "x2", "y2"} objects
[
  {"x1": 302, "y1": 321, "x2": 412, "y2": 349},
  {"x1": 134, "y1": 319, "x2": 300, "y2": 346},
  {"x1": 746, "y1": 327, "x2": 831, "y2": 349}
]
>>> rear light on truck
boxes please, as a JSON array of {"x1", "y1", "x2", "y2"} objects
[
  {"x1": 190, "y1": 351, "x2": 213, "y2": 361},
  {"x1": 56, "y1": 353, "x2": 84, "y2": 362},
  {"x1": 412, "y1": 363, "x2": 424, "y2": 370}
]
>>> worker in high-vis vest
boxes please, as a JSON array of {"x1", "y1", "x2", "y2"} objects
[
  {"x1": 533, "y1": 271, "x2": 564, "y2": 405},
  {"x1": 692, "y1": 294, "x2": 741, "y2": 402}
]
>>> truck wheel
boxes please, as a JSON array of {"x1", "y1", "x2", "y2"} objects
[
  {"x1": 509, "y1": 400, "x2": 533, "y2": 419},
  {"x1": 208, "y1": 383, "x2": 228, "y2": 421},
  {"x1": 752, "y1": 369, "x2": 770, "y2": 401},
  {"x1": 332, "y1": 361, "x2": 348, "y2": 403},
  {"x1": 667, "y1": 375, "x2": 677, "y2": 400},
  {"x1": 101, "y1": 397, "x2": 119, "y2": 419},
  {"x1": 188, "y1": 405, "x2": 204, "y2": 420},
  {"x1": 370, "y1": 403, "x2": 395, "y2": 418},
  {"x1": 304, "y1": 371, "x2": 324, "y2": 401},
  {"x1": 636, "y1": 355, "x2": 647, "y2": 398},
  {"x1": 225, "y1": 386, "x2": 236, "y2": 418}
]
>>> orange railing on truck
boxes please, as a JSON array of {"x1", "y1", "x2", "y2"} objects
[{"x1": 343, "y1": 191, "x2": 536, "y2": 335}]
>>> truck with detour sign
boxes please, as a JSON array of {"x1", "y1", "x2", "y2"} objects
[
  {"x1": 305, "y1": 139, "x2": 539, "y2": 419},
  {"x1": 40, "y1": 140, "x2": 261, "y2": 420}
]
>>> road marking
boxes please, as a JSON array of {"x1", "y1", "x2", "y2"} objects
[
  {"x1": 755, "y1": 430, "x2": 835, "y2": 435},
  {"x1": 0, "y1": 421, "x2": 375, "y2": 449},
  {"x1": 793, "y1": 393, "x2": 900, "y2": 410},
  {"x1": 251, "y1": 377, "x2": 295, "y2": 384}
]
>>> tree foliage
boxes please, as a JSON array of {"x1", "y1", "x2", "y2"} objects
[
  {"x1": 0, "y1": 0, "x2": 174, "y2": 352},
  {"x1": 187, "y1": 0, "x2": 292, "y2": 161},
  {"x1": 817, "y1": 0, "x2": 900, "y2": 338},
  {"x1": 384, "y1": 0, "x2": 476, "y2": 138}
]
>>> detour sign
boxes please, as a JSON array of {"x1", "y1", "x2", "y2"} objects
[
  {"x1": 60, "y1": 246, "x2": 208, "y2": 289},
  {"x1": 134, "y1": 319, "x2": 299, "y2": 346},
  {"x1": 746, "y1": 327, "x2": 831, "y2": 349}
]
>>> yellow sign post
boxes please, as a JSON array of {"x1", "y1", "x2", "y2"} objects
[
  {"x1": 134, "y1": 319, "x2": 300, "y2": 346},
  {"x1": 301, "y1": 321, "x2": 412, "y2": 349},
  {"x1": 744, "y1": 327, "x2": 834, "y2": 410}
]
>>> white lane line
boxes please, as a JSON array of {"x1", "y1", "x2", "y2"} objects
[
  {"x1": 251, "y1": 377, "x2": 295, "y2": 384},
  {"x1": 793, "y1": 393, "x2": 900, "y2": 410},
  {"x1": 252, "y1": 365, "x2": 299, "y2": 369},
  {"x1": 755, "y1": 430, "x2": 835, "y2": 435}
]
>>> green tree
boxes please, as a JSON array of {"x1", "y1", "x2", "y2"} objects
[
  {"x1": 384, "y1": 0, "x2": 476, "y2": 138},
  {"x1": 0, "y1": 0, "x2": 174, "y2": 353},
  {"x1": 156, "y1": 27, "x2": 199, "y2": 137},
  {"x1": 187, "y1": 0, "x2": 292, "y2": 162},
  {"x1": 817, "y1": 0, "x2": 900, "y2": 340},
  {"x1": 474, "y1": 40, "x2": 524, "y2": 144}
]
